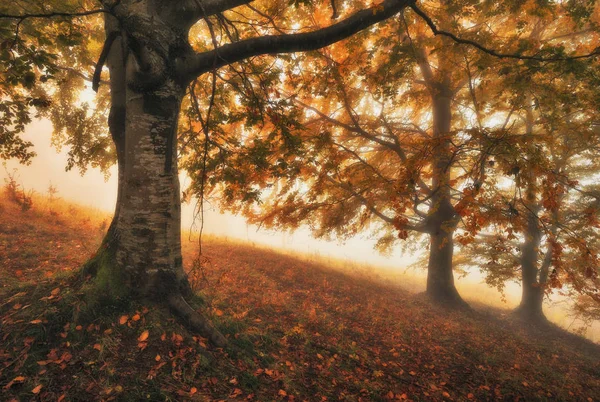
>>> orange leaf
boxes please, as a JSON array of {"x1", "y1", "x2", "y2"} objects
[
  {"x1": 32, "y1": 384, "x2": 43, "y2": 394},
  {"x1": 4, "y1": 376, "x2": 26, "y2": 389},
  {"x1": 132, "y1": 314, "x2": 141, "y2": 321},
  {"x1": 30, "y1": 319, "x2": 42, "y2": 324},
  {"x1": 138, "y1": 330, "x2": 149, "y2": 342},
  {"x1": 155, "y1": 354, "x2": 161, "y2": 362},
  {"x1": 190, "y1": 387, "x2": 197, "y2": 395},
  {"x1": 278, "y1": 389, "x2": 287, "y2": 397},
  {"x1": 119, "y1": 315, "x2": 128, "y2": 325},
  {"x1": 93, "y1": 344, "x2": 102, "y2": 351}
]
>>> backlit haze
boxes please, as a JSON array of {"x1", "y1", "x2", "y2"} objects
[{"x1": 2, "y1": 116, "x2": 598, "y2": 341}]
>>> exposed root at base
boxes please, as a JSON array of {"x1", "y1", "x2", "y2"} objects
[
  {"x1": 168, "y1": 294, "x2": 227, "y2": 347},
  {"x1": 423, "y1": 290, "x2": 471, "y2": 311},
  {"x1": 513, "y1": 305, "x2": 548, "y2": 324}
]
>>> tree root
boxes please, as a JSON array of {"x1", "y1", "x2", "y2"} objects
[
  {"x1": 513, "y1": 304, "x2": 548, "y2": 323},
  {"x1": 424, "y1": 289, "x2": 471, "y2": 311},
  {"x1": 168, "y1": 294, "x2": 227, "y2": 347}
]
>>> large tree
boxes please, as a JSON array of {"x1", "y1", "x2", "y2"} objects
[
  {"x1": 1, "y1": 0, "x2": 418, "y2": 345},
  {"x1": 3, "y1": 0, "x2": 599, "y2": 345}
]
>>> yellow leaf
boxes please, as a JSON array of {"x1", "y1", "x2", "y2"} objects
[
  {"x1": 138, "y1": 330, "x2": 149, "y2": 342},
  {"x1": 119, "y1": 315, "x2": 128, "y2": 325},
  {"x1": 32, "y1": 384, "x2": 43, "y2": 394}
]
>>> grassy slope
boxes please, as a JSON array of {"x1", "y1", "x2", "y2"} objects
[{"x1": 1, "y1": 195, "x2": 599, "y2": 402}]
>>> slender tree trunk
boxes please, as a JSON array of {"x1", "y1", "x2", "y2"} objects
[
  {"x1": 424, "y1": 80, "x2": 467, "y2": 307},
  {"x1": 516, "y1": 194, "x2": 545, "y2": 319},
  {"x1": 427, "y1": 222, "x2": 466, "y2": 306},
  {"x1": 515, "y1": 100, "x2": 546, "y2": 321}
]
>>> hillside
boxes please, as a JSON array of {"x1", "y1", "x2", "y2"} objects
[{"x1": 1, "y1": 194, "x2": 599, "y2": 401}]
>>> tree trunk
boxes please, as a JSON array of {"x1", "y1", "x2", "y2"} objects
[
  {"x1": 515, "y1": 101, "x2": 546, "y2": 321},
  {"x1": 426, "y1": 222, "x2": 466, "y2": 306},
  {"x1": 424, "y1": 79, "x2": 467, "y2": 307},
  {"x1": 82, "y1": 16, "x2": 126, "y2": 277},
  {"x1": 516, "y1": 206, "x2": 545, "y2": 320},
  {"x1": 515, "y1": 181, "x2": 545, "y2": 320},
  {"x1": 85, "y1": 9, "x2": 226, "y2": 346}
]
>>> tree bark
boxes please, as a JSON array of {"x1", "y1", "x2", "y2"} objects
[
  {"x1": 424, "y1": 76, "x2": 467, "y2": 307},
  {"x1": 515, "y1": 100, "x2": 546, "y2": 321},
  {"x1": 84, "y1": 4, "x2": 226, "y2": 346},
  {"x1": 83, "y1": 15, "x2": 126, "y2": 277},
  {"x1": 427, "y1": 222, "x2": 466, "y2": 306},
  {"x1": 516, "y1": 195, "x2": 545, "y2": 320}
]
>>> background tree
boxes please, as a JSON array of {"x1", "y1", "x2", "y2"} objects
[
  {"x1": 457, "y1": 8, "x2": 600, "y2": 320},
  {"x1": 196, "y1": 0, "x2": 597, "y2": 307}
]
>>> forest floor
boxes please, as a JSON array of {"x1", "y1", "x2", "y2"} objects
[{"x1": 1, "y1": 193, "x2": 599, "y2": 401}]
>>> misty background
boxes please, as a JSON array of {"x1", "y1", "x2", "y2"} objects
[{"x1": 2, "y1": 117, "x2": 598, "y2": 342}]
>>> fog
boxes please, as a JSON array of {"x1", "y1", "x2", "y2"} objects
[{"x1": 2, "y1": 118, "x2": 598, "y2": 342}]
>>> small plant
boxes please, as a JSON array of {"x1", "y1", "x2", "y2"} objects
[
  {"x1": 47, "y1": 183, "x2": 59, "y2": 202},
  {"x1": 3, "y1": 164, "x2": 34, "y2": 212}
]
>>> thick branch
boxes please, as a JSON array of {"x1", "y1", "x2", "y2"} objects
[
  {"x1": 179, "y1": 0, "x2": 411, "y2": 81},
  {"x1": 0, "y1": 9, "x2": 109, "y2": 21},
  {"x1": 156, "y1": 0, "x2": 252, "y2": 28}
]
